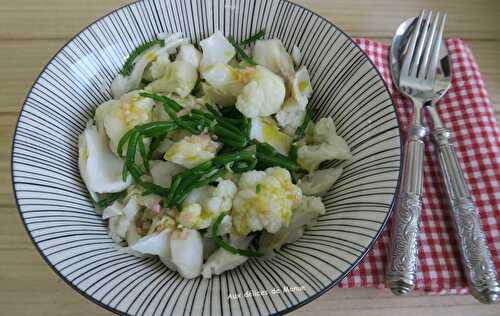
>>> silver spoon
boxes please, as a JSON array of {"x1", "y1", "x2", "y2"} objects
[{"x1": 390, "y1": 16, "x2": 499, "y2": 304}]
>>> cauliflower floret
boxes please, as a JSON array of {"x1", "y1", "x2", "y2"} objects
[
  {"x1": 253, "y1": 39, "x2": 294, "y2": 79},
  {"x1": 114, "y1": 184, "x2": 175, "y2": 244},
  {"x1": 182, "y1": 186, "x2": 211, "y2": 206},
  {"x1": 95, "y1": 90, "x2": 154, "y2": 153},
  {"x1": 178, "y1": 180, "x2": 237, "y2": 230},
  {"x1": 231, "y1": 167, "x2": 302, "y2": 235},
  {"x1": 170, "y1": 228, "x2": 203, "y2": 278},
  {"x1": 213, "y1": 179, "x2": 238, "y2": 198},
  {"x1": 201, "y1": 82, "x2": 235, "y2": 107},
  {"x1": 202, "y1": 64, "x2": 255, "y2": 106},
  {"x1": 176, "y1": 44, "x2": 202, "y2": 68},
  {"x1": 125, "y1": 185, "x2": 162, "y2": 210},
  {"x1": 126, "y1": 214, "x2": 177, "y2": 270},
  {"x1": 275, "y1": 97, "x2": 306, "y2": 136},
  {"x1": 298, "y1": 144, "x2": 345, "y2": 172},
  {"x1": 106, "y1": 198, "x2": 141, "y2": 243},
  {"x1": 236, "y1": 66, "x2": 286, "y2": 118},
  {"x1": 129, "y1": 229, "x2": 172, "y2": 257},
  {"x1": 289, "y1": 66, "x2": 313, "y2": 110},
  {"x1": 259, "y1": 195, "x2": 325, "y2": 254},
  {"x1": 149, "y1": 215, "x2": 176, "y2": 234},
  {"x1": 291, "y1": 195, "x2": 325, "y2": 225},
  {"x1": 307, "y1": 116, "x2": 338, "y2": 143},
  {"x1": 146, "y1": 61, "x2": 198, "y2": 97},
  {"x1": 297, "y1": 117, "x2": 351, "y2": 172},
  {"x1": 101, "y1": 201, "x2": 122, "y2": 220},
  {"x1": 111, "y1": 47, "x2": 162, "y2": 98},
  {"x1": 164, "y1": 134, "x2": 221, "y2": 168},
  {"x1": 79, "y1": 124, "x2": 132, "y2": 194},
  {"x1": 249, "y1": 117, "x2": 292, "y2": 155},
  {"x1": 111, "y1": 33, "x2": 188, "y2": 98},
  {"x1": 199, "y1": 31, "x2": 235, "y2": 69},
  {"x1": 147, "y1": 51, "x2": 171, "y2": 80},
  {"x1": 177, "y1": 203, "x2": 203, "y2": 228},
  {"x1": 203, "y1": 181, "x2": 237, "y2": 219},
  {"x1": 297, "y1": 166, "x2": 343, "y2": 195},
  {"x1": 150, "y1": 160, "x2": 185, "y2": 188},
  {"x1": 201, "y1": 235, "x2": 253, "y2": 278},
  {"x1": 202, "y1": 63, "x2": 239, "y2": 90}
]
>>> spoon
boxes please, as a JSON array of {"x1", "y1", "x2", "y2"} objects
[{"x1": 390, "y1": 16, "x2": 500, "y2": 304}]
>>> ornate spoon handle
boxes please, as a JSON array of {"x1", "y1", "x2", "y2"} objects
[
  {"x1": 433, "y1": 127, "x2": 499, "y2": 304},
  {"x1": 386, "y1": 124, "x2": 426, "y2": 295}
]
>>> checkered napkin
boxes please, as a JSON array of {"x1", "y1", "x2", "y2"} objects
[{"x1": 338, "y1": 38, "x2": 500, "y2": 293}]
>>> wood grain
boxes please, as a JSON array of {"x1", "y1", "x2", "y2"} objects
[
  {"x1": 1, "y1": 0, "x2": 499, "y2": 40},
  {"x1": 0, "y1": 39, "x2": 66, "y2": 113},
  {"x1": 1, "y1": 0, "x2": 499, "y2": 315}
]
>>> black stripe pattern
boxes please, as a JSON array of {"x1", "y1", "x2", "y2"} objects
[{"x1": 11, "y1": 0, "x2": 402, "y2": 315}]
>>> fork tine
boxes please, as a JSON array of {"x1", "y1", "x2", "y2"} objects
[
  {"x1": 426, "y1": 13, "x2": 447, "y2": 80},
  {"x1": 419, "y1": 11, "x2": 440, "y2": 79},
  {"x1": 401, "y1": 10, "x2": 425, "y2": 77},
  {"x1": 410, "y1": 10, "x2": 433, "y2": 78}
]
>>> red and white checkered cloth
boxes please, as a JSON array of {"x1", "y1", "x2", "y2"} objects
[{"x1": 339, "y1": 38, "x2": 500, "y2": 293}]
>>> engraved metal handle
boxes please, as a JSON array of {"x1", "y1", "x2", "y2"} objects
[
  {"x1": 433, "y1": 128, "x2": 500, "y2": 304},
  {"x1": 386, "y1": 123, "x2": 426, "y2": 295}
]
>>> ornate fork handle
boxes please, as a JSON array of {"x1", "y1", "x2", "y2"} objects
[
  {"x1": 386, "y1": 124, "x2": 426, "y2": 295},
  {"x1": 433, "y1": 127, "x2": 499, "y2": 304}
]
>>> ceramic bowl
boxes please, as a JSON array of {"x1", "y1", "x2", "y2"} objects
[{"x1": 12, "y1": 0, "x2": 401, "y2": 315}]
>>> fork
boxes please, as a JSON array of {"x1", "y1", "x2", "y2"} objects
[{"x1": 386, "y1": 10, "x2": 446, "y2": 295}]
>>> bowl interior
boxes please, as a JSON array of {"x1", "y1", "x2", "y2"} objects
[{"x1": 12, "y1": 0, "x2": 401, "y2": 315}]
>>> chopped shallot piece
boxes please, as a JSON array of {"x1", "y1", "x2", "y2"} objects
[{"x1": 152, "y1": 203, "x2": 161, "y2": 214}]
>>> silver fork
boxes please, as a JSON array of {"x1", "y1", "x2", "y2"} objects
[{"x1": 386, "y1": 10, "x2": 446, "y2": 295}]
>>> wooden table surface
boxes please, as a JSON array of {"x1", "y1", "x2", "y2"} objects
[{"x1": 1, "y1": 1, "x2": 499, "y2": 315}]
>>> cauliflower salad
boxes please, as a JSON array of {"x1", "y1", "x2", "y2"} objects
[{"x1": 78, "y1": 30, "x2": 351, "y2": 279}]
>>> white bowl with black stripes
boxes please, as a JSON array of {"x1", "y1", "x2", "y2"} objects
[{"x1": 11, "y1": 0, "x2": 402, "y2": 315}]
